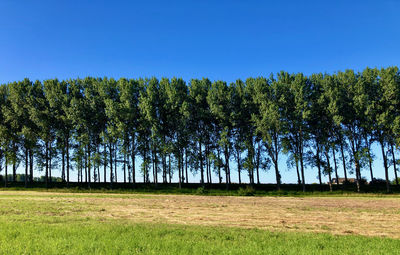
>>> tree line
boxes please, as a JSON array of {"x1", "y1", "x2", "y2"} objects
[{"x1": 0, "y1": 67, "x2": 399, "y2": 192}]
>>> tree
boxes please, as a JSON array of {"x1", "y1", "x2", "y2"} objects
[
  {"x1": 188, "y1": 78, "x2": 212, "y2": 185},
  {"x1": 165, "y1": 78, "x2": 189, "y2": 188},
  {"x1": 118, "y1": 78, "x2": 141, "y2": 185},
  {"x1": 208, "y1": 81, "x2": 233, "y2": 189},
  {"x1": 99, "y1": 78, "x2": 119, "y2": 186},
  {"x1": 252, "y1": 76, "x2": 283, "y2": 189},
  {"x1": 30, "y1": 80, "x2": 56, "y2": 187},
  {"x1": 380, "y1": 67, "x2": 400, "y2": 191},
  {"x1": 332, "y1": 70, "x2": 367, "y2": 192},
  {"x1": 281, "y1": 72, "x2": 311, "y2": 192},
  {"x1": 0, "y1": 66, "x2": 399, "y2": 191}
]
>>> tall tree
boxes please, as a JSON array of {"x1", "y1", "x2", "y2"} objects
[
  {"x1": 252, "y1": 76, "x2": 283, "y2": 189},
  {"x1": 281, "y1": 72, "x2": 311, "y2": 192},
  {"x1": 381, "y1": 67, "x2": 400, "y2": 191},
  {"x1": 208, "y1": 81, "x2": 233, "y2": 189},
  {"x1": 188, "y1": 78, "x2": 212, "y2": 186}
]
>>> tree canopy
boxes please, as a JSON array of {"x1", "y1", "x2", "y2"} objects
[{"x1": 0, "y1": 67, "x2": 399, "y2": 192}]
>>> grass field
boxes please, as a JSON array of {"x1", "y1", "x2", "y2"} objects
[{"x1": 1, "y1": 191, "x2": 400, "y2": 254}]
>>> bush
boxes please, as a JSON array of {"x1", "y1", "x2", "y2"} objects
[
  {"x1": 196, "y1": 187, "x2": 208, "y2": 195},
  {"x1": 391, "y1": 177, "x2": 400, "y2": 185},
  {"x1": 238, "y1": 186, "x2": 255, "y2": 196},
  {"x1": 358, "y1": 178, "x2": 368, "y2": 185},
  {"x1": 370, "y1": 178, "x2": 387, "y2": 185}
]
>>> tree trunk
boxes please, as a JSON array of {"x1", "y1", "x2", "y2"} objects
[
  {"x1": 295, "y1": 158, "x2": 301, "y2": 185},
  {"x1": 350, "y1": 138, "x2": 360, "y2": 192},
  {"x1": 66, "y1": 136, "x2": 70, "y2": 185},
  {"x1": 391, "y1": 143, "x2": 399, "y2": 186},
  {"x1": 316, "y1": 142, "x2": 322, "y2": 186},
  {"x1": 25, "y1": 147, "x2": 28, "y2": 188},
  {"x1": 4, "y1": 158, "x2": 7, "y2": 187},
  {"x1": 185, "y1": 149, "x2": 188, "y2": 184},
  {"x1": 61, "y1": 146, "x2": 65, "y2": 182},
  {"x1": 97, "y1": 145, "x2": 100, "y2": 183},
  {"x1": 325, "y1": 149, "x2": 332, "y2": 192},
  {"x1": 178, "y1": 152, "x2": 182, "y2": 189},
  {"x1": 144, "y1": 141, "x2": 149, "y2": 183},
  {"x1": 154, "y1": 148, "x2": 158, "y2": 186},
  {"x1": 162, "y1": 152, "x2": 166, "y2": 183},
  {"x1": 199, "y1": 141, "x2": 204, "y2": 185},
  {"x1": 12, "y1": 163, "x2": 16, "y2": 183},
  {"x1": 103, "y1": 144, "x2": 107, "y2": 184},
  {"x1": 49, "y1": 150, "x2": 52, "y2": 184},
  {"x1": 12, "y1": 142, "x2": 16, "y2": 182},
  {"x1": 366, "y1": 137, "x2": 374, "y2": 182},
  {"x1": 131, "y1": 137, "x2": 136, "y2": 185},
  {"x1": 274, "y1": 159, "x2": 280, "y2": 191},
  {"x1": 123, "y1": 153, "x2": 126, "y2": 183},
  {"x1": 206, "y1": 144, "x2": 212, "y2": 184},
  {"x1": 332, "y1": 147, "x2": 339, "y2": 185},
  {"x1": 300, "y1": 157, "x2": 305, "y2": 192},
  {"x1": 109, "y1": 143, "x2": 113, "y2": 188},
  {"x1": 45, "y1": 141, "x2": 49, "y2": 188},
  {"x1": 88, "y1": 145, "x2": 91, "y2": 189},
  {"x1": 340, "y1": 142, "x2": 348, "y2": 182},
  {"x1": 143, "y1": 148, "x2": 146, "y2": 183},
  {"x1": 273, "y1": 136, "x2": 280, "y2": 191},
  {"x1": 84, "y1": 148, "x2": 88, "y2": 183},
  {"x1": 380, "y1": 141, "x2": 390, "y2": 192},
  {"x1": 208, "y1": 157, "x2": 212, "y2": 184},
  {"x1": 237, "y1": 149, "x2": 241, "y2": 184},
  {"x1": 114, "y1": 144, "x2": 117, "y2": 183},
  {"x1": 256, "y1": 143, "x2": 260, "y2": 184},
  {"x1": 224, "y1": 145, "x2": 229, "y2": 190},
  {"x1": 78, "y1": 155, "x2": 81, "y2": 183},
  {"x1": 168, "y1": 154, "x2": 171, "y2": 183},
  {"x1": 217, "y1": 148, "x2": 221, "y2": 184},
  {"x1": 152, "y1": 148, "x2": 155, "y2": 184},
  {"x1": 355, "y1": 160, "x2": 361, "y2": 193},
  {"x1": 29, "y1": 150, "x2": 33, "y2": 183},
  {"x1": 206, "y1": 156, "x2": 210, "y2": 184}
]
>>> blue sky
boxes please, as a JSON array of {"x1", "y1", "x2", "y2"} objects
[{"x1": 1, "y1": 0, "x2": 399, "y2": 183}]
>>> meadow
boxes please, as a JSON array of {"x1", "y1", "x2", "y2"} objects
[{"x1": 0, "y1": 190, "x2": 400, "y2": 254}]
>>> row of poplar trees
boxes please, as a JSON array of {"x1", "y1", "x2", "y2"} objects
[{"x1": 0, "y1": 67, "x2": 399, "y2": 192}]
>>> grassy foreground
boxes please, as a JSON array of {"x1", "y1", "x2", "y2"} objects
[
  {"x1": 0, "y1": 191, "x2": 399, "y2": 254},
  {"x1": 1, "y1": 220, "x2": 400, "y2": 255}
]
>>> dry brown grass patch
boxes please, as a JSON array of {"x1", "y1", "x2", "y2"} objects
[{"x1": 1, "y1": 191, "x2": 400, "y2": 238}]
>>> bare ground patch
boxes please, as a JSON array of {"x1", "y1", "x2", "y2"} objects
[{"x1": 1, "y1": 191, "x2": 400, "y2": 238}]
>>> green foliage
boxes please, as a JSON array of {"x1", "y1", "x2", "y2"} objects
[
  {"x1": 237, "y1": 185, "x2": 255, "y2": 196},
  {"x1": 392, "y1": 177, "x2": 400, "y2": 185},
  {"x1": 0, "y1": 67, "x2": 399, "y2": 191},
  {"x1": 195, "y1": 186, "x2": 208, "y2": 195}
]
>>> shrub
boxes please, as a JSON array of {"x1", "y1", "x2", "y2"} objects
[
  {"x1": 357, "y1": 178, "x2": 368, "y2": 185},
  {"x1": 391, "y1": 177, "x2": 400, "y2": 185},
  {"x1": 238, "y1": 186, "x2": 255, "y2": 196},
  {"x1": 196, "y1": 187, "x2": 208, "y2": 195},
  {"x1": 370, "y1": 178, "x2": 387, "y2": 186}
]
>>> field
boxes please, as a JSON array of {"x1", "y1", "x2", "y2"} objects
[{"x1": 1, "y1": 191, "x2": 400, "y2": 254}]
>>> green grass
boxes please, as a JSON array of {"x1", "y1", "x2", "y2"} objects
[
  {"x1": 0, "y1": 219, "x2": 399, "y2": 255},
  {"x1": 1, "y1": 190, "x2": 400, "y2": 254}
]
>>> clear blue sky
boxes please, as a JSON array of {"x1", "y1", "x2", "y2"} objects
[{"x1": 1, "y1": 0, "x2": 399, "y2": 183}]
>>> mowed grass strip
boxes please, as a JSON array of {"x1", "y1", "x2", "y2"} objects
[
  {"x1": 1, "y1": 191, "x2": 399, "y2": 238},
  {"x1": 0, "y1": 191, "x2": 400, "y2": 254},
  {"x1": 1, "y1": 220, "x2": 400, "y2": 255}
]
